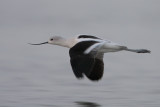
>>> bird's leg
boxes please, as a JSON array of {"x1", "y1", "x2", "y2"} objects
[{"x1": 124, "y1": 48, "x2": 151, "y2": 53}]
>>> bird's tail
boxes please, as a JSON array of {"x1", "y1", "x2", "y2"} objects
[{"x1": 124, "y1": 48, "x2": 151, "y2": 53}]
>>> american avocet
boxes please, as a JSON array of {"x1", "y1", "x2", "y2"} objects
[{"x1": 30, "y1": 35, "x2": 150, "y2": 81}]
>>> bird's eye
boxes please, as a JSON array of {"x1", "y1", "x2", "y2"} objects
[{"x1": 50, "y1": 38, "x2": 53, "y2": 41}]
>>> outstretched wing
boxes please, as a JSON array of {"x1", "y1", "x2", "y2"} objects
[{"x1": 69, "y1": 41, "x2": 104, "y2": 81}]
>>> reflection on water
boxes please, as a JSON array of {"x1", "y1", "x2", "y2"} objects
[{"x1": 75, "y1": 101, "x2": 101, "y2": 107}]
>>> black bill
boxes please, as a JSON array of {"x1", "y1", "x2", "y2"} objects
[{"x1": 29, "y1": 42, "x2": 48, "y2": 45}]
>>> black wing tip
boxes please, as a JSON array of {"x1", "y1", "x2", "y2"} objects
[
  {"x1": 75, "y1": 74, "x2": 102, "y2": 81},
  {"x1": 85, "y1": 59, "x2": 104, "y2": 81},
  {"x1": 87, "y1": 77, "x2": 102, "y2": 81},
  {"x1": 86, "y1": 73, "x2": 103, "y2": 81}
]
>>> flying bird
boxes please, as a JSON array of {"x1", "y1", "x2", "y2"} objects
[{"x1": 30, "y1": 35, "x2": 150, "y2": 81}]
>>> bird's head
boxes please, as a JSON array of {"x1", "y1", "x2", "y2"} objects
[{"x1": 29, "y1": 36, "x2": 63, "y2": 45}]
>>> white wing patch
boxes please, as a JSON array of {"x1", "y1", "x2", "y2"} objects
[{"x1": 84, "y1": 41, "x2": 105, "y2": 54}]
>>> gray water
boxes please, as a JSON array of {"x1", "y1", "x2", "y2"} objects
[{"x1": 0, "y1": 0, "x2": 160, "y2": 107}]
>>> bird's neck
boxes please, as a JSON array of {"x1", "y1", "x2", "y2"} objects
[{"x1": 56, "y1": 37, "x2": 76, "y2": 48}]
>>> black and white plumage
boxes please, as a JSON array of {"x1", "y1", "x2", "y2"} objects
[{"x1": 30, "y1": 35, "x2": 151, "y2": 81}]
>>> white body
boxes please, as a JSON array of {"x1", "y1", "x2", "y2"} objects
[{"x1": 75, "y1": 37, "x2": 126, "y2": 54}]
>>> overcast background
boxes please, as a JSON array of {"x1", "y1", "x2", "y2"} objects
[{"x1": 0, "y1": 0, "x2": 160, "y2": 107}]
